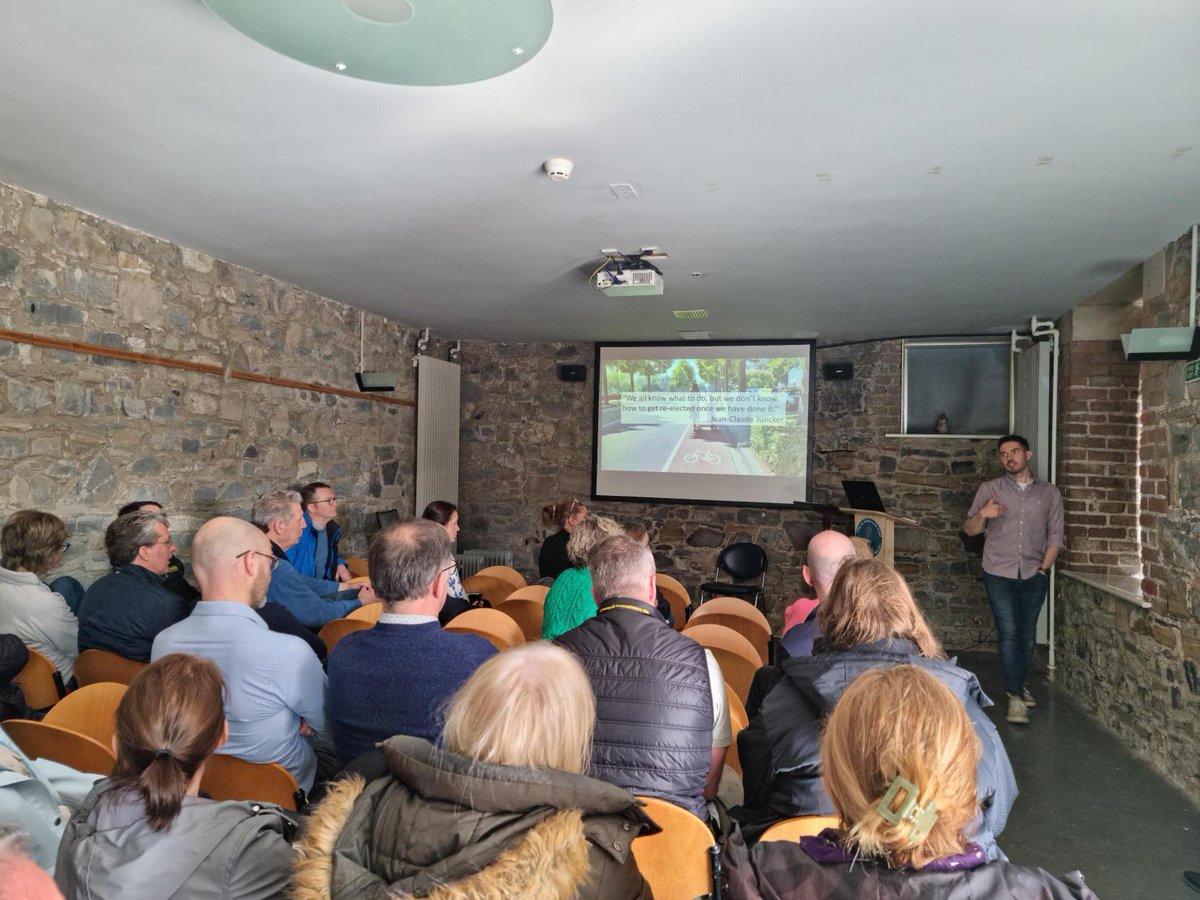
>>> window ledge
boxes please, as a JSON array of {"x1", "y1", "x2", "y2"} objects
[{"x1": 1059, "y1": 570, "x2": 1150, "y2": 609}]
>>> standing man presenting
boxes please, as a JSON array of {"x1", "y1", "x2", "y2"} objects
[{"x1": 964, "y1": 434, "x2": 1064, "y2": 725}]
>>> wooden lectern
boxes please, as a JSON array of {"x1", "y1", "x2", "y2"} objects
[{"x1": 840, "y1": 509, "x2": 918, "y2": 566}]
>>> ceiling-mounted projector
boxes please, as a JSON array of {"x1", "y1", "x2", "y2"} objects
[{"x1": 591, "y1": 248, "x2": 667, "y2": 297}]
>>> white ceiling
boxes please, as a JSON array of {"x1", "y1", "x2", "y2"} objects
[{"x1": 1, "y1": 0, "x2": 1198, "y2": 343}]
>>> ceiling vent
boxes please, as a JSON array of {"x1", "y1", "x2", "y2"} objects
[{"x1": 673, "y1": 309, "x2": 708, "y2": 319}]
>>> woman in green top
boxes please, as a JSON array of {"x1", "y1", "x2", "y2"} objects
[{"x1": 540, "y1": 515, "x2": 625, "y2": 639}]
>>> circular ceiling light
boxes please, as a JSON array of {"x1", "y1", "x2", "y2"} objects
[{"x1": 203, "y1": 0, "x2": 552, "y2": 86}]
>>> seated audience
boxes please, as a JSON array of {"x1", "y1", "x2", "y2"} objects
[
  {"x1": 252, "y1": 490, "x2": 370, "y2": 629},
  {"x1": 623, "y1": 522, "x2": 674, "y2": 625},
  {"x1": 295, "y1": 643, "x2": 652, "y2": 899},
  {"x1": 779, "y1": 529, "x2": 856, "y2": 659},
  {"x1": 0, "y1": 635, "x2": 28, "y2": 719},
  {"x1": 76, "y1": 511, "x2": 194, "y2": 662},
  {"x1": 152, "y1": 517, "x2": 331, "y2": 793},
  {"x1": 736, "y1": 558, "x2": 1015, "y2": 858},
  {"x1": 420, "y1": 500, "x2": 470, "y2": 624},
  {"x1": 538, "y1": 496, "x2": 589, "y2": 580},
  {"x1": 0, "y1": 511, "x2": 79, "y2": 683},
  {"x1": 117, "y1": 501, "x2": 200, "y2": 602},
  {"x1": 55, "y1": 653, "x2": 295, "y2": 899},
  {"x1": 285, "y1": 482, "x2": 351, "y2": 582},
  {"x1": 327, "y1": 519, "x2": 496, "y2": 767},
  {"x1": 724, "y1": 666, "x2": 1097, "y2": 899},
  {"x1": 556, "y1": 534, "x2": 730, "y2": 821},
  {"x1": 541, "y1": 515, "x2": 624, "y2": 639}
]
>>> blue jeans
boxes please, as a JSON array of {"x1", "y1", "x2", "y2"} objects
[{"x1": 982, "y1": 571, "x2": 1047, "y2": 696}]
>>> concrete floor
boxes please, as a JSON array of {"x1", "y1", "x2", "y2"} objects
[{"x1": 958, "y1": 650, "x2": 1200, "y2": 899}]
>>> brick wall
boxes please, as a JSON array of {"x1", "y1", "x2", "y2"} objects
[
  {"x1": 458, "y1": 339, "x2": 997, "y2": 648},
  {"x1": 0, "y1": 181, "x2": 420, "y2": 578}
]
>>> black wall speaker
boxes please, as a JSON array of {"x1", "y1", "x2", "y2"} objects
[
  {"x1": 823, "y1": 361, "x2": 853, "y2": 381},
  {"x1": 558, "y1": 364, "x2": 587, "y2": 382}
]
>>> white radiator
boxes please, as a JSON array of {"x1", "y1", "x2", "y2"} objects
[
  {"x1": 414, "y1": 355, "x2": 460, "y2": 515},
  {"x1": 456, "y1": 549, "x2": 515, "y2": 579}
]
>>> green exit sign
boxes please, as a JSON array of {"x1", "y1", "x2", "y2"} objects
[{"x1": 1187, "y1": 359, "x2": 1200, "y2": 383}]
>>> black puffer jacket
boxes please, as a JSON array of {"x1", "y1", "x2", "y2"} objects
[
  {"x1": 555, "y1": 602, "x2": 713, "y2": 819},
  {"x1": 736, "y1": 638, "x2": 1016, "y2": 857},
  {"x1": 723, "y1": 829, "x2": 1098, "y2": 899}
]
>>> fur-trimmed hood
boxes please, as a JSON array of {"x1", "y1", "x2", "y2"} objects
[{"x1": 294, "y1": 736, "x2": 654, "y2": 900}]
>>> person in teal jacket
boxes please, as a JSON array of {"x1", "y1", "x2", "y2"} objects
[{"x1": 541, "y1": 516, "x2": 624, "y2": 639}]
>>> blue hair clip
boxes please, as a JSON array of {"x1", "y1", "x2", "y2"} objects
[{"x1": 875, "y1": 775, "x2": 937, "y2": 843}]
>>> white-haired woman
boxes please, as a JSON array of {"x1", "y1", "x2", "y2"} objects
[{"x1": 295, "y1": 643, "x2": 652, "y2": 899}]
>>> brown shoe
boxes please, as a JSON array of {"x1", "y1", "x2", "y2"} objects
[{"x1": 1006, "y1": 694, "x2": 1029, "y2": 724}]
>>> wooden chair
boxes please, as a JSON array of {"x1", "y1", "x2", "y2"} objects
[
  {"x1": 632, "y1": 796, "x2": 716, "y2": 900},
  {"x1": 682, "y1": 623, "x2": 760, "y2": 703},
  {"x1": 494, "y1": 597, "x2": 544, "y2": 642},
  {"x1": 759, "y1": 814, "x2": 842, "y2": 842},
  {"x1": 444, "y1": 608, "x2": 525, "y2": 650},
  {"x1": 13, "y1": 646, "x2": 64, "y2": 711},
  {"x1": 345, "y1": 602, "x2": 382, "y2": 624},
  {"x1": 655, "y1": 573, "x2": 690, "y2": 632},
  {"x1": 474, "y1": 565, "x2": 526, "y2": 593},
  {"x1": 74, "y1": 649, "x2": 148, "y2": 687},
  {"x1": 43, "y1": 682, "x2": 127, "y2": 748},
  {"x1": 686, "y1": 597, "x2": 771, "y2": 665},
  {"x1": 725, "y1": 680, "x2": 749, "y2": 777},
  {"x1": 462, "y1": 573, "x2": 519, "y2": 605},
  {"x1": 345, "y1": 556, "x2": 369, "y2": 578},
  {"x1": 318, "y1": 617, "x2": 372, "y2": 653},
  {"x1": 199, "y1": 753, "x2": 302, "y2": 811},
  {"x1": 503, "y1": 583, "x2": 550, "y2": 605},
  {"x1": 342, "y1": 576, "x2": 371, "y2": 587},
  {"x1": 4, "y1": 720, "x2": 116, "y2": 775}
]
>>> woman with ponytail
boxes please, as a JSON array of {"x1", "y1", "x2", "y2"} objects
[
  {"x1": 55, "y1": 653, "x2": 295, "y2": 899},
  {"x1": 537, "y1": 497, "x2": 589, "y2": 580},
  {"x1": 725, "y1": 666, "x2": 1097, "y2": 899}
]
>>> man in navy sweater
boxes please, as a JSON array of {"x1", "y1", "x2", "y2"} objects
[{"x1": 327, "y1": 518, "x2": 496, "y2": 767}]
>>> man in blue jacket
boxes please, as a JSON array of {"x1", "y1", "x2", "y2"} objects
[
  {"x1": 252, "y1": 490, "x2": 377, "y2": 629},
  {"x1": 285, "y1": 482, "x2": 350, "y2": 582}
]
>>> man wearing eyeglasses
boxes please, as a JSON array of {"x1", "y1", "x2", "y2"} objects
[
  {"x1": 253, "y1": 490, "x2": 375, "y2": 629},
  {"x1": 153, "y1": 517, "x2": 332, "y2": 793},
  {"x1": 285, "y1": 482, "x2": 351, "y2": 583},
  {"x1": 77, "y1": 511, "x2": 195, "y2": 662}
]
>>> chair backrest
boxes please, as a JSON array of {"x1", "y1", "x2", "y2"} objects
[
  {"x1": 43, "y1": 682, "x2": 128, "y2": 747},
  {"x1": 444, "y1": 607, "x2": 525, "y2": 650},
  {"x1": 344, "y1": 556, "x2": 370, "y2": 578},
  {"x1": 494, "y1": 597, "x2": 544, "y2": 642},
  {"x1": 682, "y1": 623, "x2": 760, "y2": 703},
  {"x1": 759, "y1": 814, "x2": 843, "y2": 843},
  {"x1": 375, "y1": 508, "x2": 401, "y2": 530},
  {"x1": 3, "y1": 720, "x2": 116, "y2": 776},
  {"x1": 724, "y1": 681, "x2": 749, "y2": 777},
  {"x1": 655, "y1": 573, "x2": 690, "y2": 631},
  {"x1": 462, "y1": 573, "x2": 519, "y2": 605},
  {"x1": 345, "y1": 602, "x2": 382, "y2": 624},
  {"x1": 318, "y1": 617, "x2": 372, "y2": 653},
  {"x1": 686, "y1": 598, "x2": 771, "y2": 665},
  {"x1": 13, "y1": 646, "x2": 64, "y2": 711},
  {"x1": 503, "y1": 583, "x2": 550, "y2": 605},
  {"x1": 474, "y1": 565, "x2": 526, "y2": 589},
  {"x1": 74, "y1": 649, "x2": 148, "y2": 687},
  {"x1": 199, "y1": 753, "x2": 301, "y2": 811},
  {"x1": 632, "y1": 796, "x2": 715, "y2": 900},
  {"x1": 716, "y1": 542, "x2": 768, "y2": 582}
]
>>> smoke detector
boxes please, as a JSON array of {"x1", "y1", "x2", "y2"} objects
[{"x1": 543, "y1": 158, "x2": 573, "y2": 181}]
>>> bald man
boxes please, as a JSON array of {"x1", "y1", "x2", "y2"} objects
[
  {"x1": 152, "y1": 517, "x2": 330, "y2": 793},
  {"x1": 779, "y1": 530, "x2": 857, "y2": 659}
]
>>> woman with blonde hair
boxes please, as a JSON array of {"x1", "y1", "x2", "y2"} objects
[
  {"x1": 537, "y1": 497, "x2": 589, "y2": 580},
  {"x1": 540, "y1": 514, "x2": 625, "y2": 639},
  {"x1": 55, "y1": 653, "x2": 294, "y2": 899},
  {"x1": 737, "y1": 558, "x2": 1015, "y2": 860},
  {"x1": 295, "y1": 643, "x2": 652, "y2": 899},
  {"x1": 726, "y1": 666, "x2": 1096, "y2": 898}
]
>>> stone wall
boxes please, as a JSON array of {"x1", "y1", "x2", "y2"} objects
[
  {"x1": 458, "y1": 339, "x2": 997, "y2": 648},
  {"x1": 1053, "y1": 227, "x2": 1200, "y2": 799},
  {"x1": 0, "y1": 181, "x2": 420, "y2": 579}
]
